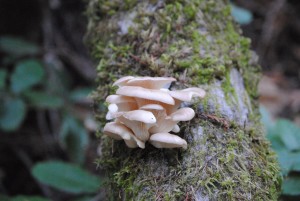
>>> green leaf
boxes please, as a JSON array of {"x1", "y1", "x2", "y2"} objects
[
  {"x1": 32, "y1": 161, "x2": 101, "y2": 194},
  {"x1": 0, "y1": 69, "x2": 7, "y2": 90},
  {"x1": 282, "y1": 176, "x2": 300, "y2": 195},
  {"x1": 260, "y1": 106, "x2": 286, "y2": 151},
  {"x1": 230, "y1": 4, "x2": 253, "y2": 25},
  {"x1": 0, "y1": 98, "x2": 26, "y2": 131},
  {"x1": 69, "y1": 88, "x2": 93, "y2": 102},
  {"x1": 275, "y1": 119, "x2": 300, "y2": 151},
  {"x1": 260, "y1": 106, "x2": 276, "y2": 134},
  {"x1": 10, "y1": 59, "x2": 45, "y2": 94},
  {"x1": 0, "y1": 37, "x2": 39, "y2": 56},
  {"x1": 60, "y1": 116, "x2": 89, "y2": 164},
  {"x1": 276, "y1": 150, "x2": 300, "y2": 175},
  {"x1": 24, "y1": 91, "x2": 64, "y2": 109},
  {"x1": 11, "y1": 195, "x2": 49, "y2": 201}
]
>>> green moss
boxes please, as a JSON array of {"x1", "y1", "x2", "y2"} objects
[
  {"x1": 221, "y1": 70, "x2": 239, "y2": 104},
  {"x1": 87, "y1": 0, "x2": 281, "y2": 200}
]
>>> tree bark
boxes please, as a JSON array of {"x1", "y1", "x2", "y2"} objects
[{"x1": 86, "y1": 0, "x2": 281, "y2": 200}]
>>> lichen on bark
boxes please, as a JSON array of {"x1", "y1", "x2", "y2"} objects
[{"x1": 86, "y1": 0, "x2": 281, "y2": 200}]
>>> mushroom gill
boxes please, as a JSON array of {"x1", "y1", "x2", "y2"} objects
[{"x1": 103, "y1": 76, "x2": 205, "y2": 149}]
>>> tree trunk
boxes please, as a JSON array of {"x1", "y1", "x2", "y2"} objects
[{"x1": 86, "y1": 0, "x2": 281, "y2": 200}]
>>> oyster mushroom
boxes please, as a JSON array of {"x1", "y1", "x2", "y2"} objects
[
  {"x1": 116, "y1": 110, "x2": 156, "y2": 141},
  {"x1": 116, "y1": 86, "x2": 175, "y2": 106},
  {"x1": 149, "y1": 132, "x2": 187, "y2": 149},
  {"x1": 125, "y1": 77, "x2": 176, "y2": 89},
  {"x1": 112, "y1": 76, "x2": 135, "y2": 87},
  {"x1": 106, "y1": 95, "x2": 138, "y2": 112},
  {"x1": 103, "y1": 76, "x2": 206, "y2": 149},
  {"x1": 169, "y1": 107, "x2": 195, "y2": 121},
  {"x1": 168, "y1": 87, "x2": 206, "y2": 102},
  {"x1": 171, "y1": 124, "x2": 180, "y2": 133},
  {"x1": 149, "y1": 107, "x2": 195, "y2": 134},
  {"x1": 103, "y1": 122, "x2": 145, "y2": 148},
  {"x1": 113, "y1": 76, "x2": 175, "y2": 89},
  {"x1": 161, "y1": 88, "x2": 206, "y2": 114}
]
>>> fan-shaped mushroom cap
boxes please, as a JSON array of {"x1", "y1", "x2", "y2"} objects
[
  {"x1": 116, "y1": 110, "x2": 156, "y2": 141},
  {"x1": 116, "y1": 86, "x2": 175, "y2": 105},
  {"x1": 106, "y1": 95, "x2": 138, "y2": 112},
  {"x1": 148, "y1": 119, "x2": 173, "y2": 134},
  {"x1": 125, "y1": 77, "x2": 176, "y2": 89},
  {"x1": 106, "y1": 95, "x2": 136, "y2": 104},
  {"x1": 103, "y1": 122, "x2": 145, "y2": 148},
  {"x1": 117, "y1": 116, "x2": 151, "y2": 142},
  {"x1": 149, "y1": 108, "x2": 194, "y2": 134},
  {"x1": 169, "y1": 107, "x2": 195, "y2": 121},
  {"x1": 139, "y1": 104, "x2": 164, "y2": 111},
  {"x1": 124, "y1": 136, "x2": 145, "y2": 149},
  {"x1": 103, "y1": 122, "x2": 128, "y2": 140},
  {"x1": 168, "y1": 87, "x2": 206, "y2": 102},
  {"x1": 158, "y1": 100, "x2": 182, "y2": 115},
  {"x1": 123, "y1": 110, "x2": 156, "y2": 124},
  {"x1": 149, "y1": 133, "x2": 187, "y2": 149},
  {"x1": 172, "y1": 124, "x2": 180, "y2": 133},
  {"x1": 113, "y1": 76, "x2": 135, "y2": 87}
]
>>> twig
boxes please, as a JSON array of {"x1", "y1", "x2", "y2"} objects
[{"x1": 258, "y1": 0, "x2": 286, "y2": 65}]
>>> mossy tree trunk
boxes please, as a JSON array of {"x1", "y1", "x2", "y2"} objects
[{"x1": 86, "y1": 0, "x2": 281, "y2": 200}]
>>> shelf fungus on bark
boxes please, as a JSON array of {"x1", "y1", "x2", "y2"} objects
[{"x1": 103, "y1": 76, "x2": 205, "y2": 149}]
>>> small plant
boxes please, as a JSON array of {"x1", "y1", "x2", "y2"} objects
[
  {"x1": 261, "y1": 106, "x2": 300, "y2": 196},
  {"x1": 0, "y1": 36, "x2": 101, "y2": 200},
  {"x1": 0, "y1": 36, "x2": 93, "y2": 164}
]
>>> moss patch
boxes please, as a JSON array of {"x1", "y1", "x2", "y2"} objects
[
  {"x1": 96, "y1": 118, "x2": 280, "y2": 200},
  {"x1": 87, "y1": 0, "x2": 260, "y2": 103}
]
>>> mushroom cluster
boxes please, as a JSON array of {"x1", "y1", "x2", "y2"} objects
[{"x1": 103, "y1": 76, "x2": 205, "y2": 149}]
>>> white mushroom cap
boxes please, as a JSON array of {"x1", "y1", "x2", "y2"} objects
[
  {"x1": 158, "y1": 100, "x2": 182, "y2": 115},
  {"x1": 124, "y1": 137, "x2": 145, "y2": 149},
  {"x1": 139, "y1": 104, "x2": 169, "y2": 134},
  {"x1": 116, "y1": 110, "x2": 156, "y2": 141},
  {"x1": 106, "y1": 95, "x2": 136, "y2": 104},
  {"x1": 103, "y1": 122, "x2": 128, "y2": 140},
  {"x1": 106, "y1": 95, "x2": 138, "y2": 112},
  {"x1": 113, "y1": 76, "x2": 135, "y2": 87},
  {"x1": 117, "y1": 116, "x2": 151, "y2": 142},
  {"x1": 171, "y1": 124, "x2": 180, "y2": 133},
  {"x1": 149, "y1": 133, "x2": 187, "y2": 149},
  {"x1": 148, "y1": 117, "x2": 173, "y2": 134},
  {"x1": 116, "y1": 86, "x2": 175, "y2": 105},
  {"x1": 106, "y1": 112, "x2": 114, "y2": 120},
  {"x1": 125, "y1": 77, "x2": 176, "y2": 89},
  {"x1": 169, "y1": 107, "x2": 195, "y2": 121},
  {"x1": 149, "y1": 108, "x2": 194, "y2": 134},
  {"x1": 108, "y1": 104, "x2": 118, "y2": 113},
  {"x1": 103, "y1": 122, "x2": 145, "y2": 148},
  {"x1": 168, "y1": 87, "x2": 206, "y2": 102},
  {"x1": 123, "y1": 110, "x2": 156, "y2": 124},
  {"x1": 139, "y1": 104, "x2": 164, "y2": 111}
]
